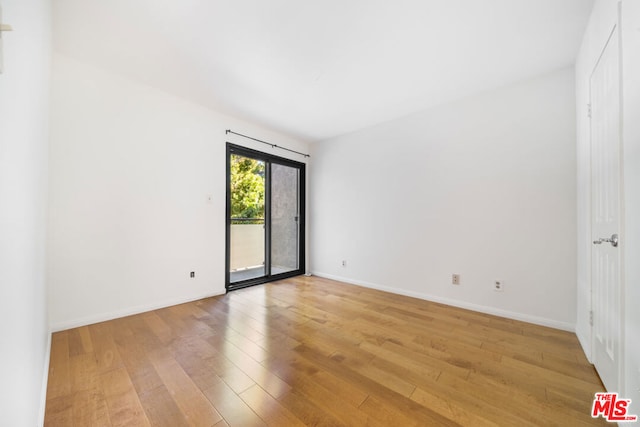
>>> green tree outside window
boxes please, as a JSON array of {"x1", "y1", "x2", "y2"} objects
[{"x1": 230, "y1": 155, "x2": 265, "y2": 222}]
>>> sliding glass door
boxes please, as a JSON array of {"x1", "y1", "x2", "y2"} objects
[
  {"x1": 270, "y1": 163, "x2": 301, "y2": 275},
  {"x1": 226, "y1": 144, "x2": 305, "y2": 291}
]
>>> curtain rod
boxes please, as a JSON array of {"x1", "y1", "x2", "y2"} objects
[{"x1": 226, "y1": 129, "x2": 310, "y2": 158}]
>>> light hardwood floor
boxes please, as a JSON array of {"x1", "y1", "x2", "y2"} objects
[{"x1": 45, "y1": 276, "x2": 608, "y2": 426}]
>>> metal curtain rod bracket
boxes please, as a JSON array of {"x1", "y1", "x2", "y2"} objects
[{"x1": 226, "y1": 129, "x2": 310, "y2": 158}]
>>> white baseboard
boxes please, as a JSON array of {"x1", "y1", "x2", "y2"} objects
[
  {"x1": 50, "y1": 291, "x2": 226, "y2": 332},
  {"x1": 38, "y1": 331, "x2": 52, "y2": 427},
  {"x1": 576, "y1": 327, "x2": 593, "y2": 363},
  {"x1": 311, "y1": 271, "x2": 575, "y2": 332}
]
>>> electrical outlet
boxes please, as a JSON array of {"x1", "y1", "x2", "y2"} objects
[
  {"x1": 341, "y1": 260, "x2": 347, "y2": 267},
  {"x1": 452, "y1": 274, "x2": 460, "y2": 285},
  {"x1": 494, "y1": 280, "x2": 503, "y2": 292},
  {"x1": 190, "y1": 271, "x2": 195, "y2": 278}
]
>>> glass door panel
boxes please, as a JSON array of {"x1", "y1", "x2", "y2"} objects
[
  {"x1": 229, "y1": 154, "x2": 266, "y2": 283},
  {"x1": 270, "y1": 163, "x2": 299, "y2": 275}
]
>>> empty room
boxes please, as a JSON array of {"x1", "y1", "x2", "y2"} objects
[{"x1": 1, "y1": 0, "x2": 639, "y2": 425}]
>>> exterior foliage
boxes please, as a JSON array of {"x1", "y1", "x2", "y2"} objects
[{"x1": 230, "y1": 155, "x2": 265, "y2": 220}]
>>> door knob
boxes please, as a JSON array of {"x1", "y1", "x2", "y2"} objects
[{"x1": 593, "y1": 233, "x2": 619, "y2": 247}]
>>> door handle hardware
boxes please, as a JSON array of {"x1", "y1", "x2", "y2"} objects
[{"x1": 593, "y1": 233, "x2": 619, "y2": 247}]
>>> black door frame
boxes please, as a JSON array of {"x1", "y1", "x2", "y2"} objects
[{"x1": 225, "y1": 143, "x2": 306, "y2": 291}]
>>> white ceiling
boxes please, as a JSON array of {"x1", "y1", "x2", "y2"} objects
[{"x1": 53, "y1": 0, "x2": 595, "y2": 142}]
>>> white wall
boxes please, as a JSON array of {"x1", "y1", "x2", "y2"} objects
[
  {"x1": 0, "y1": 0, "x2": 51, "y2": 425},
  {"x1": 576, "y1": 0, "x2": 640, "y2": 409},
  {"x1": 49, "y1": 54, "x2": 309, "y2": 330},
  {"x1": 621, "y1": 0, "x2": 640, "y2": 413},
  {"x1": 311, "y1": 67, "x2": 577, "y2": 330}
]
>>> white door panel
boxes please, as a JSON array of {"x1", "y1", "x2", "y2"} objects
[{"x1": 590, "y1": 24, "x2": 622, "y2": 393}]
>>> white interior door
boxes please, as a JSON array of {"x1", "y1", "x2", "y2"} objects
[{"x1": 590, "y1": 25, "x2": 622, "y2": 393}]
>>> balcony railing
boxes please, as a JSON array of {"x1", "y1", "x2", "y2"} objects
[
  {"x1": 230, "y1": 219, "x2": 264, "y2": 270},
  {"x1": 231, "y1": 217, "x2": 264, "y2": 225}
]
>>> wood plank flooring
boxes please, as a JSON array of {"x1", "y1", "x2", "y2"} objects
[{"x1": 44, "y1": 276, "x2": 608, "y2": 426}]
